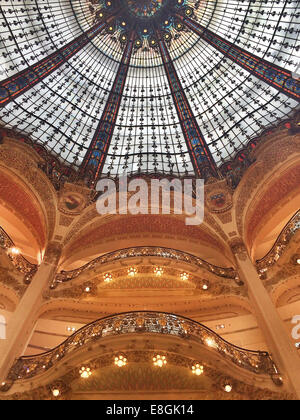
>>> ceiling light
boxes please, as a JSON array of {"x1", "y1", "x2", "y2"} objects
[
  {"x1": 180, "y1": 272, "x2": 190, "y2": 281},
  {"x1": 103, "y1": 273, "x2": 112, "y2": 283},
  {"x1": 9, "y1": 247, "x2": 20, "y2": 256},
  {"x1": 202, "y1": 283, "x2": 209, "y2": 290},
  {"x1": 153, "y1": 355, "x2": 167, "y2": 367},
  {"x1": 67, "y1": 326, "x2": 76, "y2": 333},
  {"x1": 115, "y1": 355, "x2": 127, "y2": 367},
  {"x1": 128, "y1": 267, "x2": 137, "y2": 277},
  {"x1": 224, "y1": 384, "x2": 232, "y2": 393},
  {"x1": 79, "y1": 367, "x2": 92, "y2": 379},
  {"x1": 52, "y1": 389, "x2": 60, "y2": 398},
  {"x1": 206, "y1": 338, "x2": 216, "y2": 348},
  {"x1": 85, "y1": 286, "x2": 91, "y2": 293},
  {"x1": 192, "y1": 364, "x2": 204, "y2": 376},
  {"x1": 154, "y1": 267, "x2": 164, "y2": 276}
]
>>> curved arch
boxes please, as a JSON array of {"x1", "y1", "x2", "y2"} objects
[
  {"x1": 245, "y1": 162, "x2": 300, "y2": 259},
  {"x1": 0, "y1": 168, "x2": 47, "y2": 261},
  {"x1": 0, "y1": 138, "x2": 59, "y2": 253},
  {"x1": 233, "y1": 130, "x2": 300, "y2": 250},
  {"x1": 62, "y1": 213, "x2": 233, "y2": 269}
]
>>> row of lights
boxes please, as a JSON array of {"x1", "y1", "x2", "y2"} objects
[
  {"x1": 51, "y1": 355, "x2": 232, "y2": 397},
  {"x1": 102, "y1": 268, "x2": 209, "y2": 290}
]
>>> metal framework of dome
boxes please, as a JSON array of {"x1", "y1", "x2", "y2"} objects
[{"x1": 0, "y1": 0, "x2": 299, "y2": 184}]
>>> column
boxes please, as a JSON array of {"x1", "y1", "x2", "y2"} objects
[
  {"x1": 231, "y1": 238, "x2": 300, "y2": 399},
  {"x1": 0, "y1": 242, "x2": 62, "y2": 382}
]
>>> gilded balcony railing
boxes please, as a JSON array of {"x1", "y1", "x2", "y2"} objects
[
  {"x1": 256, "y1": 210, "x2": 300, "y2": 273},
  {"x1": 54, "y1": 247, "x2": 237, "y2": 287},
  {"x1": 7, "y1": 311, "x2": 279, "y2": 383},
  {"x1": 0, "y1": 227, "x2": 37, "y2": 283}
]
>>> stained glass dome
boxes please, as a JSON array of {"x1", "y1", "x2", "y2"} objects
[{"x1": 0, "y1": 0, "x2": 299, "y2": 180}]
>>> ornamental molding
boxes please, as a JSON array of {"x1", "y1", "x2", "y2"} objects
[
  {"x1": 229, "y1": 238, "x2": 248, "y2": 262},
  {"x1": 235, "y1": 129, "x2": 300, "y2": 239},
  {"x1": 1, "y1": 349, "x2": 292, "y2": 400},
  {"x1": 0, "y1": 139, "x2": 57, "y2": 240},
  {"x1": 44, "y1": 242, "x2": 63, "y2": 266}
]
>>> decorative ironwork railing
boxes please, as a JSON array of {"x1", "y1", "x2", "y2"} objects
[
  {"x1": 257, "y1": 210, "x2": 300, "y2": 272},
  {"x1": 54, "y1": 247, "x2": 237, "y2": 286},
  {"x1": 7, "y1": 311, "x2": 279, "y2": 382},
  {"x1": 0, "y1": 227, "x2": 37, "y2": 283}
]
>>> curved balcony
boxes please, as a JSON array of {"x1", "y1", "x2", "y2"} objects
[
  {"x1": 257, "y1": 210, "x2": 300, "y2": 272},
  {"x1": 54, "y1": 247, "x2": 237, "y2": 287},
  {"x1": 6, "y1": 311, "x2": 279, "y2": 384},
  {"x1": 0, "y1": 226, "x2": 37, "y2": 282}
]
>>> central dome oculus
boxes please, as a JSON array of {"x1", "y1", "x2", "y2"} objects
[{"x1": 127, "y1": 0, "x2": 166, "y2": 18}]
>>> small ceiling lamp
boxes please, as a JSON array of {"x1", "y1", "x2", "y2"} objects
[
  {"x1": 8, "y1": 247, "x2": 20, "y2": 256},
  {"x1": 291, "y1": 254, "x2": 300, "y2": 265},
  {"x1": 52, "y1": 388, "x2": 60, "y2": 398},
  {"x1": 206, "y1": 338, "x2": 216, "y2": 348},
  {"x1": 180, "y1": 272, "x2": 190, "y2": 281},
  {"x1": 79, "y1": 367, "x2": 92, "y2": 379},
  {"x1": 224, "y1": 384, "x2": 233, "y2": 393},
  {"x1": 128, "y1": 267, "x2": 137, "y2": 277},
  {"x1": 185, "y1": 7, "x2": 193, "y2": 16},
  {"x1": 153, "y1": 355, "x2": 167, "y2": 367},
  {"x1": 154, "y1": 267, "x2": 164, "y2": 277},
  {"x1": 192, "y1": 363, "x2": 204, "y2": 376},
  {"x1": 103, "y1": 273, "x2": 112, "y2": 283},
  {"x1": 202, "y1": 282, "x2": 209, "y2": 290},
  {"x1": 143, "y1": 28, "x2": 148, "y2": 34},
  {"x1": 85, "y1": 286, "x2": 91, "y2": 293},
  {"x1": 67, "y1": 326, "x2": 76, "y2": 333},
  {"x1": 115, "y1": 355, "x2": 127, "y2": 367},
  {"x1": 121, "y1": 21, "x2": 126, "y2": 27}
]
